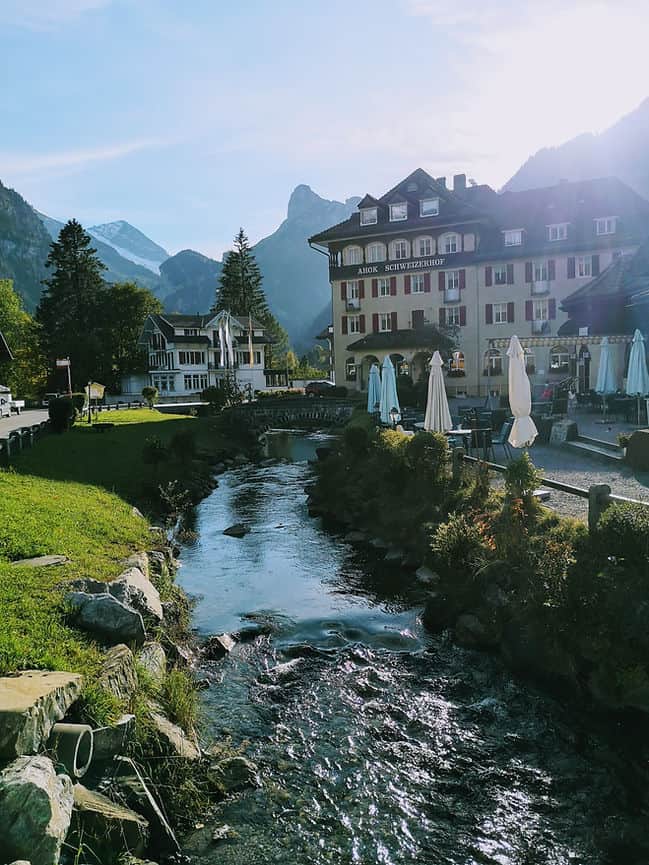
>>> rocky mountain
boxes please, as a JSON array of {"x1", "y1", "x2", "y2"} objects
[
  {"x1": 0, "y1": 181, "x2": 52, "y2": 311},
  {"x1": 39, "y1": 213, "x2": 164, "y2": 296},
  {"x1": 88, "y1": 220, "x2": 169, "y2": 274},
  {"x1": 504, "y1": 97, "x2": 649, "y2": 197},
  {"x1": 161, "y1": 250, "x2": 222, "y2": 313}
]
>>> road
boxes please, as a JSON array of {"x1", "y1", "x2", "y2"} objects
[{"x1": 0, "y1": 409, "x2": 48, "y2": 436}]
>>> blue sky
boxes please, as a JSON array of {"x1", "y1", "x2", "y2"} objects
[{"x1": 1, "y1": 0, "x2": 647, "y2": 259}]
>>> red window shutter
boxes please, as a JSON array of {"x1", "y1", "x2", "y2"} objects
[
  {"x1": 359, "y1": 314, "x2": 366, "y2": 333},
  {"x1": 459, "y1": 269, "x2": 466, "y2": 290},
  {"x1": 485, "y1": 303, "x2": 493, "y2": 324},
  {"x1": 548, "y1": 259, "x2": 556, "y2": 280},
  {"x1": 439, "y1": 307, "x2": 446, "y2": 326},
  {"x1": 340, "y1": 282, "x2": 347, "y2": 301},
  {"x1": 404, "y1": 275, "x2": 411, "y2": 295},
  {"x1": 372, "y1": 279, "x2": 378, "y2": 298},
  {"x1": 549, "y1": 298, "x2": 556, "y2": 319},
  {"x1": 342, "y1": 316, "x2": 348, "y2": 335},
  {"x1": 525, "y1": 300, "x2": 533, "y2": 321},
  {"x1": 391, "y1": 311, "x2": 398, "y2": 331},
  {"x1": 568, "y1": 257, "x2": 575, "y2": 278},
  {"x1": 423, "y1": 273, "x2": 431, "y2": 292},
  {"x1": 592, "y1": 254, "x2": 600, "y2": 276},
  {"x1": 390, "y1": 277, "x2": 397, "y2": 296},
  {"x1": 459, "y1": 305, "x2": 466, "y2": 326},
  {"x1": 372, "y1": 313, "x2": 379, "y2": 333},
  {"x1": 507, "y1": 301, "x2": 515, "y2": 323},
  {"x1": 507, "y1": 263, "x2": 514, "y2": 284},
  {"x1": 485, "y1": 266, "x2": 492, "y2": 287},
  {"x1": 358, "y1": 280, "x2": 365, "y2": 299},
  {"x1": 438, "y1": 271, "x2": 446, "y2": 291},
  {"x1": 525, "y1": 262, "x2": 533, "y2": 283}
]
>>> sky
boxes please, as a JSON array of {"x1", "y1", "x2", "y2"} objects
[{"x1": 1, "y1": 0, "x2": 648, "y2": 260}]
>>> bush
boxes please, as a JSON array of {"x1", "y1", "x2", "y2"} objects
[
  {"x1": 201, "y1": 386, "x2": 228, "y2": 412},
  {"x1": 343, "y1": 424, "x2": 372, "y2": 457},
  {"x1": 430, "y1": 512, "x2": 493, "y2": 575},
  {"x1": 48, "y1": 396, "x2": 74, "y2": 433},
  {"x1": 405, "y1": 432, "x2": 448, "y2": 486},
  {"x1": 594, "y1": 502, "x2": 649, "y2": 572},
  {"x1": 71, "y1": 392, "x2": 86, "y2": 415},
  {"x1": 169, "y1": 429, "x2": 196, "y2": 463},
  {"x1": 255, "y1": 388, "x2": 305, "y2": 399},
  {"x1": 142, "y1": 435, "x2": 168, "y2": 470},
  {"x1": 504, "y1": 452, "x2": 541, "y2": 511},
  {"x1": 142, "y1": 385, "x2": 158, "y2": 408}
]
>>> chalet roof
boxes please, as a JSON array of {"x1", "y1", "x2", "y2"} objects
[
  {"x1": 0, "y1": 329, "x2": 13, "y2": 362},
  {"x1": 357, "y1": 195, "x2": 379, "y2": 209},
  {"x1": 346, "y1": 326, "x2": 454, "y2": 352}
]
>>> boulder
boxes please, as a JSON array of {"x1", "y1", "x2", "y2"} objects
[
  {"x1": 415, "y1": 566, "x2": 439, "y2": 585},
  {"x1": 207, "y1": 756, "x2": 259, "y2": 794},
  {"x1": 11, "y1": 555, "x2": 69, "y2": 568},
  {"x1": 111, "y1": 568, "x2": 163, "y2": 623},
  {"x1": 123, "y1": 552, "x2": 150, "y2": 579},
  {"x1": 454, "y1": 612, "x2": 500, "y2": 649},
  {"x1": 138, "y1": 642, "x2": 167, "y2": 684},
  {"x1": 71, "y1": 784, "x2": 148, "y2": 858},
  {"x1": 233, "y1": 623, "x2": 273, "y2": 642},
  {"x1": 422, "y1": 592, "x2": 460, "y2": 633},
  {"x1": 203, "y1": 633, "x2": 237, "y2": 660},
  {"x1": 148, "y1": 707, "x2": 200, "y2": 760},
  {"x1": 223, "y1": 523, "x2": 249, "y2": 538},
  {"x1": 66, "y1": 592, "x2": 146, "y2": 645},
  {"x1": 99, "y1": 645, "x2": 138, "y2": 702},
  {"x1": 0, "y1": 755, "x2": 73, "y2": 865},
  {"x1": 0, "y1": 670, "x2": 83, "y2": 758},
  {"x1": 92, "y1": 714, "x2": 136, "y2": 761},
  {"x1": 147, "y1": 551, "x2": 170, "y2": 582}
]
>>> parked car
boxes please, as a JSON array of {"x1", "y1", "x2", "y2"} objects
[{"x1": 305, "y1": 380, "x2": 336, "y2": 397}]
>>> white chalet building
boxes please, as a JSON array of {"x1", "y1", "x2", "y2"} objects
[{"x1": 122, "y1": 313, "x2": 278, "y2": 400}]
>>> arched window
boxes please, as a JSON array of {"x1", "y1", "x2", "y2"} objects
[
  {"x1": 345, "y1": 356, "x2": 357, "y2": 382},
  {"x1": 483, "y1": 349, "x2": 503, "y2": 376},
  {"x1": 415, "y1": 236, "x2": 434, "y2": 257},
  {"x1": 550, "y1": 345, "x2": 570, "y2": 373},
  {"x1": 441, "y1": 232, "x2": 460, "y2": 254},
  {"x1": 448, "y1": 350, "x2": 466, "y2": 377},
  {"x1": 524, "y1": 348, "x2": 536, "y2": 374},
  {"x1": 366, "y1": 242, "x2": 386, "y2": 263},
  {"x1": 390, "y1": 238, "x2": 410, "y2": 260},
  {"x1": 343, "y1": 245, "x2": 363, "y2": 266}
]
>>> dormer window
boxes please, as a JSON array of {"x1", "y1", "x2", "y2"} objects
[
  {"x1": 504, "y1": 229, "x2": 523, "y2": 247},
  {"x1": 547, "y1": 223, "x2": 568, "y2": 241},
  {"x1": 360, "y1": 207, "x2": 378, "y2": 226},
  {"x1": 389, "y1": 203, "x2": 408, "y2": 222},
  {"x1": 420, "y1": 198, "x2": 440, "y2": 217},
  {"x1": 595, "y1": 216, "x2": 616, "y2": 236}
]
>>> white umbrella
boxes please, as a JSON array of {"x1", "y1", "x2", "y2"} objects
[
  {"x1": 595, "y1": 336, "x2": 617, "y2": 417},
  {"x1": 507, "y1": 335, "x2": 538, "y2": 448},
  {"x1": 424, "y1": 351, "x2": 452, "y2": 433},
  {"x1": 367, "y1": 363, "x2": 381, "y2": 414},
  {"x1": 379, "y1": 355, "x2": 400, "y2": 424},
  {"x1": 625, "y1": 328, "x2": 649, "y2": 424}
]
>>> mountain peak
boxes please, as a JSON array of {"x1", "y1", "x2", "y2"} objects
[
  {"x1": 88, "y1": 220, "x2": 169, "y2": 274},
  {"x1": 287, "y1": 184, "x2": 323, "y2": 219}
]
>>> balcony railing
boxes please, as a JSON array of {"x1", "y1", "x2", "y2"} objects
[
  {"x1": 444, "y1": 287, "x2": 460, "y2": 303},
  {"x1": 532, "y1": 319, "x2": 550, "y2": 334},
  {"x1": 346, "y1": 298, "x2": 361, "y2": 311}
]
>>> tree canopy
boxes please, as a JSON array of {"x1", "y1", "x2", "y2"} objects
[{"x1": 0, "y1": 279, "x2": 46, "y2": 397}]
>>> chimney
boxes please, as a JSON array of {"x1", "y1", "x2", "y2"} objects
[
  {"x1": 453, "y1": 173, "x2": 466, "y2": 193},
  {"x1": 435, "y1": 176, "x2": 447, "y2": 189}
]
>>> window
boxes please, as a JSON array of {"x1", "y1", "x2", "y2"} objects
[
  {"x1": 347, "y1": 280, "x2": 360, "y2": 300},
  {"x1": 343, "y1": 245, "x2": 363, "y2": 266},
  {"x1": 390, "y1": 202, "x2": 408, "y2": 221},
  {"x1": 348, "y1": 315, "x2": 361, "y2": 335},
  {"x1": 178, "y1": 351, "x2": 206, "y2": 365},
  {"x1": 183, "y1": 328, "x2": 200, "y2": 336},
  {"x1": 366, "y1": 242, "x2": 386, "y2": 263},
  {"x1": 447, "y1": 270, "x2": 460, "y2": 291},
  {"x1": 416, "y1": 236, "x2": 433, "y2": 257},
  {"x1": 577, "y1": 256, "x2": 592, "y2": 277},
  {"x1": 534, "y1": 261, "x2": 548, "y2": 282},
  {"x1": 524, "y1": 349, "x2": 535, "y2": 374},
  {"x1": 494, "y1": 265, "x2": 508, "y2": 285},
  {"x1": 153, "y1": 374, "x2": 175, "y2": 392},
  {"x1": 550, "y1": 347, "x2": 570, "y2": 372},
  {"x1": 182, "y1": 374, "x2": 207, "y2": 390},
  {"x1": 493, "y1": 302, "x2": 508, "y2": 324},
  {"x1": 379, "y1": 313, "x2": 392, "y2": 332},
  {"x1": 150, "y1": 332, "x2": 165, "y2": 350},
  {"x1": 345, "y1": 357, "x2": 357, "y2": 382},
  {"x1": 378, "y1": 277, "x2": 390, "y2": 297},
  {"x1": 533, "y1": 299, "x2": 549, "y2": 321},
  {"x1": 446, "y1": 306, "x2": 461, "y2": 327},
  {"x1": 360, "y1": 208, "x2": 378, "y2": 226},
  {"x1": 449, "y1": 351, "x2": 465, "y2": 375},
  {"x1": 443, "y1": 233, "x2": 459, "y2": 254},
  {"x1": 411, "y1": 274, "x2": 425, "y2": 294},
  {"x1": 484, "y1": 349, "x2": 503, "y2": 376},
  {"x1": 392, "y1": 239, "x2": 409, "y2": 259},
  {"x1": 595, "y1": 217, "x2": 616, "y2": 235},
  {"x1": 504, "y1": 229, "x2": 523, "y2": 246},
  {"x1": 547, "y1": 223, "x2": 568, "y2": 241},
  {"x1": 420, "y1": 198, "x2": 439, "y2": 217}
]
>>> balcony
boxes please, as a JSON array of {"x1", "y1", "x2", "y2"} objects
[
  {"x1": 444, "y1": 287, "x2": 460, "y2": 303},
  {"x1": 346, "y1": 298, "x2": 361, "y2": 312},
  {"x1": 531, "y1": 281, "x2": 550, "y2": 296},
  {"x1": 531, "y1": 319, "x2": 550, "y2": 334}
]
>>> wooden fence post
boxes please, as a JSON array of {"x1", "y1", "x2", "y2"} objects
[{"x1": 588, "y1": 483, "x2": 611, "y2": 533}]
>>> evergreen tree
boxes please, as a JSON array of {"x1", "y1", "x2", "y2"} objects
[
  {"x1": 0, "y1": 279, "x2": 47, "y2": 397},
  {"x1": 37, "y1": 219, "x2": 108, "y2": 387}
]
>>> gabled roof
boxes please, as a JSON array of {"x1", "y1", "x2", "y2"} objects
[
  {"x1": 0, "y1": 329, "x2": 13, "y2": 362},
  {"x1": 346, "y1": 326, "x2": 454, "y2": 352},
  {"x1": 357, "y1": 195, "x2": 379, "y2": 209}
]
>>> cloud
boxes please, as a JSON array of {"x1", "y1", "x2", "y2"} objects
[
  {"x1": 0, "y1": 138, "x2": 165, "y2": 178},
  {"x1": 0, "y1": 0, "x2": 113, "y2": 29}
]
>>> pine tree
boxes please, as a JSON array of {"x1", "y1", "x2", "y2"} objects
[{"x1": 213, "y1": 228, "x2": 270, "y2": 320}]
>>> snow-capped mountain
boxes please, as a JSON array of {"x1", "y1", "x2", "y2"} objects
[{"x1": 88, "y1": 220, "x2": 169, "y2": 274}]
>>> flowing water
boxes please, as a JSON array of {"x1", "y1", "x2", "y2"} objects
[{"x1": 178, "y1": 431, "x2": 646, "y2": 865}]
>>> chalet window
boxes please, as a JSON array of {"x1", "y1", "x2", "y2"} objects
[
  {"x1": 416, "y1": 236, "x2": 433, "y2": 256},
  {"x1": 343, "y1": 245, "x2": 363, "y2": 266},
  {"x1": 504, "y1": 229, "x2": 523, "y2": 246},
  {"x1": 378, "y1": 277, "x2": 390, "y2": 297},
  {"x1": 577, "y1": 256, "x2": 592, "y2": 277},
  {"x1": 153, "y1": 374, "x2": 175, "y2": 392},
  {"x1": 411, "y1": 274, "x2": 425, "y2": 294},
  {"x1": 446, "y1": 306, "x2": 461, "y2": 327},
  {"x1": 183, "y1": 374, "x2": 206, "y2": 390},
  {"x1": 360, "y1": 208, "x2": 378, "y2": 226},
  {"x1": 348, "y1": 315, "x2": 361, "y2": 335},
  {"x1": 493, "y1": 302, "x2": 508, "y2": 324},
  {"x1": 390, "y1": 202, "x2": 408, "y2": 222},
  {"x1": 443, "y1": 233, "x2": 459, "y2": 254},
  {"x1": 366, "y1": 242, "x2": 386, "y2": 263},
  {"x1": 178, "y1": 351, "x2": 206, "y2": 365},
  {"x1": 420, "y1": 198, "x2": 440, "y2": 217},
  {"x1": 595, "y1": 217, "x2": 616, "y2": 235},
  {"x1": 379, "y1": 313, "x2": 392, "y2": 332},
  {"x1": 392, "y1": 239, "x2": 409, "y2": 259},
  {"x1": 547, "y1": 223, "x2": 568, "y2": 241},
  {"x1": 494, "y1": 265, "x2": 507, "y2": 285}
]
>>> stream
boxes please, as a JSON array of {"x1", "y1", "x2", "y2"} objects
[{"x1": 177, "y1": 430, "x2": 647, "y2": 865}]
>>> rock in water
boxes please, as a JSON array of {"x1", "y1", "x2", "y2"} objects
[
  {"x1": 207, "y1": 756, "x2": 259, "y2": 794},
  {"x1": 66, "y1": 592, "x2": 146, "y2": 645},
  {"x1": 0, "y1": 670, "x2": 83, "y2": 758},
  {"x1": 223, "y1": 523, "x2": 249, "y2": 538},
  {"x1": 0, "y1": 755, "x2": 73, "y2": 865},
  {"x1": 71, "y1": 784, "x2": 149, "y2": 858},
  {"x1": 202, "y1": 633, "x2": 236, "y2": 659}
]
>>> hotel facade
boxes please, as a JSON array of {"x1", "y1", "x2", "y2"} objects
[{"x1": 309, "y1": 169, "x2": 649, "y2": 397}]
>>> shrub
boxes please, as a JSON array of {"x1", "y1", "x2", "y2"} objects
[
  {"x1": 169, "y1": 429, "x2": 196, "y2": 463},
  {"x1": 343, "y1": 423, "x2": 372, "y2": 457},
  {"x1": 201, "y1": 386, "x2": 228, "y2": 412},
  {"x1": 48, "y1": 396, "x2": 74, "y2": 433},
  {"x1": 142, "y1": 435, "x2": 167, "y2": 470},
  {"x1": 405, "y1": 431, "x2": 448, "y2": 486},
  {"x1": 142, "y1": 385, "x2": 158, "y2": 408},
  {"x1": 594, "y1": 502, "x2": 649, "y2": 572},
  {"x1": 430, "y1": 512, "x2": 493, "y2": 575},
  {"x1": 504, "y1": 452, "x2": 541, "y2": 512}
]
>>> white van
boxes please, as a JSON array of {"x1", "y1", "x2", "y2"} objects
[{"x1": 0, "y1": 386, "x2": 12, "y2": 418}]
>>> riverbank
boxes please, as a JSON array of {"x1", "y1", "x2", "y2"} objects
[
  {"x1": 309, "y1": 412, "x2": 649, "y2": 717},
  {"x1": 0, "y1": 408, "x2": 261, "y2": 864}
]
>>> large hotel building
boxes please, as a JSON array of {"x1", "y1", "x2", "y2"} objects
[{"x1": 309, "y1": 169, "x2": 649, "y2": 397}]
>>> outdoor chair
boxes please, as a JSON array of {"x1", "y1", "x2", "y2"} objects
[
  {"x1": 492, "y1": 419, "x2": 513, "y2": 461},
  {"x1": 470, "y1": 427, "x2": 493, "y2": 461}
]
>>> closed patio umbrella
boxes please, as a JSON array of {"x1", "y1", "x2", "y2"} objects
[
  {"x1": 625, "y1": 328, "x2": 649, "y2": 424},
  {"x1": 379, "y1": 355, "x2": 400, "y2": 424},
  {"x1": 507, "y1": 335, "x2": 538, "y2": 448},
  {"x1": 595, "y1": 336, "x2": 617, "y2": 417},
  {"x1": 367, "y1": 363, "x2": 381, "y2": 414},
  {"x1": 424, "y1": 351, "x2": 452, "y2": 433}
]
